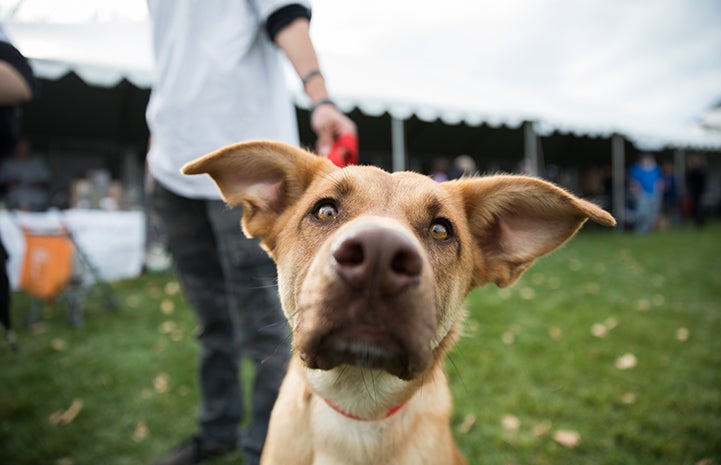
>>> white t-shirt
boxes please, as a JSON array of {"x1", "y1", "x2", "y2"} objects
[{"x1": 146, "y1": 0, "x2": 308, "y2": 199}]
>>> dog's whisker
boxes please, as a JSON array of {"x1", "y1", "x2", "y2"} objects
[
  {"x1": 360, "y1": 368, "x2": 372, "y2": 400},
  {"x1": 257, "y1": 318, "x2": 290, "y2": 331},
  {"x1": 361, "y1": 368, "x2": 381, "y2": 402},
  {"x1": 259, "y1": 334, "x2": 292, "y2": 366},
  {"x1": 333, "y1": 365, "x2": 348, "y2": 387},
  {"x1": 445, "y1": 352, "x2": 468, "y2": 395},
  {"x1": 243, "y1": 283, "x2": 281, "y2": 291}
]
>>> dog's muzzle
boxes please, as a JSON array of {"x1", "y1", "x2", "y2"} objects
[{"x1": 295, "y1": 219, "x2": 437, "y2": 380}]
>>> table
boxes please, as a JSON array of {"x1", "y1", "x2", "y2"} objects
[{"x1": 0, "y1": 209, "x2": 146, "y2": 289}]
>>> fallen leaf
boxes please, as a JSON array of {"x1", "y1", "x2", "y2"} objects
[
  {"x1": 501, "y1": 414, "x2": 520, "y2": 432},
  {"x1": 55, "y1": 457, "x2": 74, "y2": 465},
  {"x1": 501, "y1": 331, "x2": 515, "y2": 345},
  {"x1": 548, "y1": 326, "x2": 562, "y2": 340},
  {"x1": 676, "y1": 327, "x2": 690, "y2": 342},
  {"x1": 591, "y1": 323, "x2": 608, "y2": 338},
  {"x1": 620, "y1": 392, "x2": 636, "y2": 405},
  {"x1": 553, "y1": 429, "x2": 581, "y2": 448},
  {"x1": 153, "y1": 372, "x2": 169, "y2": 393},
  {"x1": 458, "y1": 413, "x2": 476, "y2": 434},
  {"x1": 615, "y1": 353, "x2": 637, "y2": 370},
  {"x1": 519, "y1": 287, "x2": 536, "y2": 300},
  {"x1": 164, "y1": 281, "x2": 181, "y2": 296},
  {"x1": 133, "y1": 420, "x2": 148, "y2": 442},
  {"x1": 636, "y1": 299, "x2": 651, "y2": 312},
  {"x1": 604, "y1": 317, "x2": 619, "y2": 330},
  {"x1": 159, "y1": 321, "x2": 177, "y2": 334},
  {"x1": 160, "y1": 299, "x2": 175, "y2": 315},
  {"x1": 49, "y1": 399, "x2": 83, "y2": 426},
  {"x1": 652, "y1": 294, "x2": 666, "y2": 307},
  {"x1": 51, "y1": 338, "x2": 67, "y2": 352}
]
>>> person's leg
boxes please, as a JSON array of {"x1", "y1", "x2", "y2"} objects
[
  {"x1": 649, "y1": 194, "x2": 662, "y2": 232},
  {"x1": 149, "y1": 182, "x2": 240, "y2": 462},
  {"x1": 634, "y1": 194, "x2": 652, "y2": 234},
  {"x1": 0, "y1": 237, "x2": 15, "y2": 352},
  {"x1": 207, "y1": 201, "x2": 290, "y2": 464},
  {"x1": 0, "y1": 238, "x2": 10, "y2": 332}
]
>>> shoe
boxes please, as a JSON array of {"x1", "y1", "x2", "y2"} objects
[{"x1": 152, "y1": 435, "x2": 235, "y2": 465}]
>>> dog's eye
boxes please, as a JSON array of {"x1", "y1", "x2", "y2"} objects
[
  {"x1": 429, "y1": 219, "x2": 453, "y2": 241},
  {"x1": 314, "y1": 201, "x2": 338, "y2": 221}
]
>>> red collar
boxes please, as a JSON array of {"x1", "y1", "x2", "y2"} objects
[{"x1": 323, "y1": 398, "x2": 405, "y2": 421}]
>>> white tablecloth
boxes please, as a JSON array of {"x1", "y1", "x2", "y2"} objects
[{"x1": 0, "y1": 209, "x2": 146, "y2": 289}]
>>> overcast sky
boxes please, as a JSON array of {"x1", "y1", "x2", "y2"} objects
[
  {"x1": 310, "y1": 0, "x2": 721, "y2": 129},
  {"x1": 2, "y1": 0, "x2": 720, "y2": 138}
]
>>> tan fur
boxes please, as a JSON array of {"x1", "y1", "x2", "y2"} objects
[{"x1": 183, "y1": 140, "x2": 615, "y2": 465}]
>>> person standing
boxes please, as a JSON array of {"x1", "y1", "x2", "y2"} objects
[
  {"x1": 686, "y1": 153, "x2": 707, "y2": 228},
  {"x1": 144, "y1": 2, "x2": 356, "y2": 465},
  {"x1": 0, "y1": 24, "x2": 36, "y2": 351},
  {"x1": 628, "y1": 153, "x2": 663, "y2": 234}
]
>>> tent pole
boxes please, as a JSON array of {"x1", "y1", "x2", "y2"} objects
[
  {"x1": 611, "y1": 134, "x2": 626, "y2": 230},
  {"x1": 523, "y1": 121, "x2": 539, "y2": 176},
  {"x1": 391, "y1": 116, "x2": 407, "y2": 172}
]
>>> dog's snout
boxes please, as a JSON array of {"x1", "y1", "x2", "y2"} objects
[{"x1": 332, "y1": 227, "x2": 422, "y2": 296}]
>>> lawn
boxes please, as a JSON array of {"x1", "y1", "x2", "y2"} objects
[{"x1": 1, "y1": 222, "x2": 720, "y2": 465}]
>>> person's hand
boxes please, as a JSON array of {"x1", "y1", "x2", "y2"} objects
[{"x1": 311, "y1": 103, "x2": 357, "y2": 156}]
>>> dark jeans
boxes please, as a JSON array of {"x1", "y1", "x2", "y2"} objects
[{"x1": 148, "y1": 179, "x2": 290, "y2": 459}]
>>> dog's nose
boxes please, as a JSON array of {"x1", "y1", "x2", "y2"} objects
[{"x1": 332, "y1": 226, "x2": 422, "y2": 296}]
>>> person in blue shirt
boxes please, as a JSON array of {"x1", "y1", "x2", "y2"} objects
[{"x1": 628, "y1": 153, "x2": 663, "y2": 234}]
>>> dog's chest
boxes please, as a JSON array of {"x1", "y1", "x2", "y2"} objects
[{"x1": 311, "y1": 410, "x2": 400, "y2": 464}]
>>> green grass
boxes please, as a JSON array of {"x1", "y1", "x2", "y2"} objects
[{"x1": 1, "y1": 223, "x2": 720, "y2": 465}]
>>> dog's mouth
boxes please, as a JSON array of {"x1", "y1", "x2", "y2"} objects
[{"x1": 298, "y1": 324, "x2": 430, "y2": 381}]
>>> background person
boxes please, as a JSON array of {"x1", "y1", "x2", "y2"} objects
[
  {"x1": 628, "y1": 153, "x2": 663, "y2": 234},
  {"x1": 686, "y1": 153, "x2": 708, "y2": 228},
  {"x1": 0, "y1": 23, "x2": 36, "y2": 351},
  {"x1": 0, "y1": 139, "x2": 50, "y2": 212}
]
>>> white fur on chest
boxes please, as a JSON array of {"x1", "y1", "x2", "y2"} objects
[
  {"x1": 305, "y1": 365, "x2": 414, "y2": 420},
  {"x1": 303, "y1": 365, "x2": 452, "y2": 465}
]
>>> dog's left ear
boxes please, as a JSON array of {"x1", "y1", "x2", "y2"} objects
[
  {"x1": 182, "y1": 140, "x2": 336, "y2": 239},
  {"x1": 448, "y1": 175, "x2": 616, "y2": 288}
]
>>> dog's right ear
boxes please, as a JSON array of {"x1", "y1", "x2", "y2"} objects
[{"x1": 182, "y1": 140, "x2": 336, "y2": 238}]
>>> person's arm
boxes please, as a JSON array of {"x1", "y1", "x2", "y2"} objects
[
  {"x1": 0, "y1": 41, "x2": 35, "y2": 105},
  {"x1": 269, "y1": 9, "x2": 356, "y2": 155}
]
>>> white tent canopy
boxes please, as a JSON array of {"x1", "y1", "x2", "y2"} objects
[{"x1": 2, "y1": 0, "x2": 721, "y2": 151}]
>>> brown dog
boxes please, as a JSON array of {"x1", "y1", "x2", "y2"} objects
[{"x1": 183, "y1": 141, "x2": 615, "y2": 465}]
